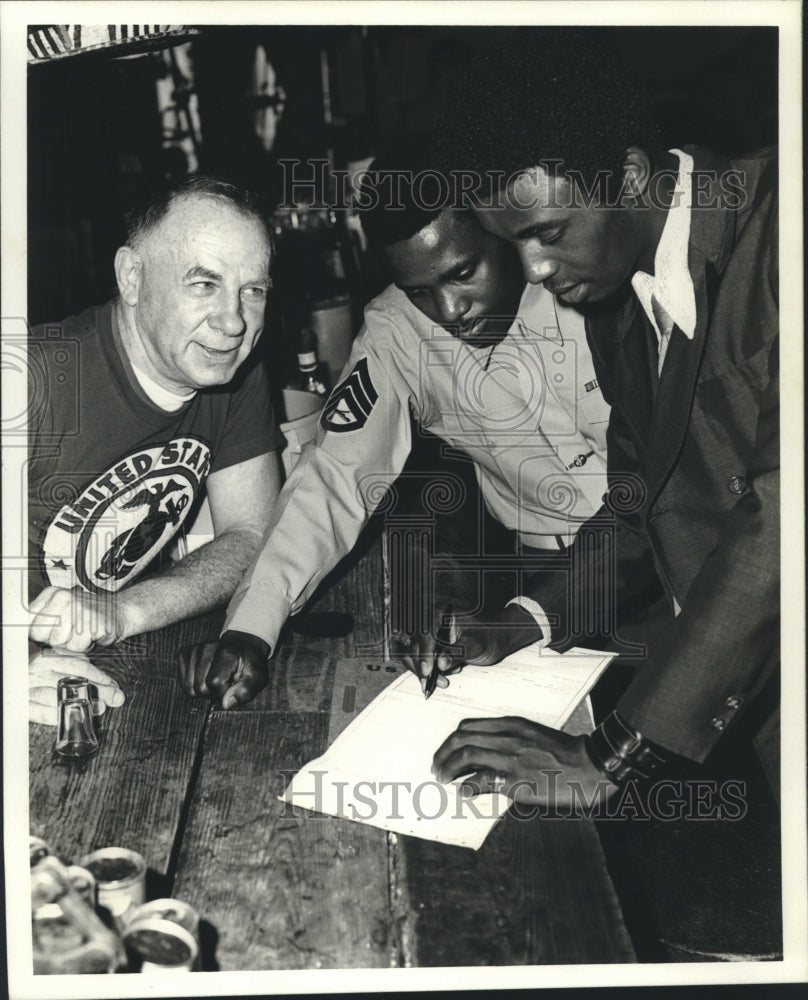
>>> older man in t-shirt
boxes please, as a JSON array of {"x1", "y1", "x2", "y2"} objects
[{"x1": 27, "y1": 175, "x2": 283, "y2": 722}]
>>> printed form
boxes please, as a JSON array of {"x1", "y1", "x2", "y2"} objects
[{"x1": 283, "y1": 645, "x2": 614, "y2": 850}]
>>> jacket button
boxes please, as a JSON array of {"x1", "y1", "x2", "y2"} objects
[
  {"x1": 710, "y1": 717, "x2": 726, "y2": 732},
  {"x1": 727, "y1": 475, "x2": 746, "y2": 494},
  {"x1": 726, "y1": 696, "x2": 741, "y2": 710}
]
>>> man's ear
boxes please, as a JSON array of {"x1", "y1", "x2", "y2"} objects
[
  {"x1": 114, "y1": 246, "x2": 142, "y2": 305},
  {"x1": 620, "y1": 147, "x2": 653, "y2": 201}
]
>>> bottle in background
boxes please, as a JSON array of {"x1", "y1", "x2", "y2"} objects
[{"x1": 293, "y1": 326, "x2": 330, "y2": 400}]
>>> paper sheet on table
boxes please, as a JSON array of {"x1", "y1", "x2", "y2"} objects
[{"x1": 282, "y1": 644, "x2": 614, "y2": 850}]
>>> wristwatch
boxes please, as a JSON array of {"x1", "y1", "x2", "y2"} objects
[{"x1": 585, "y1": 710, "x2": 668, "y2": 786}]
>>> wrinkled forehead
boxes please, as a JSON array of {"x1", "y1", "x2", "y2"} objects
[{"x1": 144, "y1": 193, "x2": 271, "y2": 263}]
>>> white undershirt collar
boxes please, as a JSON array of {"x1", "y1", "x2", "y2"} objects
[{"x1": 131, "y1": 361, "x2": 196, "y2": 412}]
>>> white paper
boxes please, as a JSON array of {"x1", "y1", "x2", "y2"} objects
[{"x1": 282, "y1": 645, "x2": 614, "y2": 850}]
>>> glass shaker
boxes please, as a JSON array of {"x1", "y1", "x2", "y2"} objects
[{"x1": 56, "y1": 676, "x2": 99, "y2": 758}]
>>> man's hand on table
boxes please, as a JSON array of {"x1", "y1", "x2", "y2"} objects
[
  {"x1": 29, "y1": 648, "x2": 125, "y2": 726},
  {"x1": 432, "y1": 717, "x2": 619, "y2": 810},
  {"x1": 29, "y1": 585, "x2": 138, "y2": 654},
  {"x1": 391, "y1": 603, "x2": 541, "y2": 695},
  {"x1": 178, "y1": 631, "x2": 271, "y2": 709}
]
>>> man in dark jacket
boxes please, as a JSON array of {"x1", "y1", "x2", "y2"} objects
[{"x1": 426, "y1": 30, "x2": 778, "y2": 808}]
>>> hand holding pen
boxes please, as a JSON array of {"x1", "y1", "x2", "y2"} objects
[
  {"x1": 391, "y1": 603, "x2": 488, "y2": 699},
  {"x1": 391, "y1": 603, "x2": 544, "y2": 698},
  {"x1": 423, "y1": 604, "x2": 458, "y2": 699},
  {"x1": 390, "y1": 603, "x2": 458, "y2": 698}
]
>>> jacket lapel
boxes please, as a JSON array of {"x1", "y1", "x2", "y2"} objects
[
  {"x1": 644, "y1": 146, "x2": 737, "y2": 504},
  {"x1": 644, "y1": 264, "x2": 713, "y2": 501},
  {"x1": 588, "y1": 292, "x2": 656, "y2": 458}
]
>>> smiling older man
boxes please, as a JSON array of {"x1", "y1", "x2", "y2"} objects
[{"x1": 27, "y1": 175, "x2": 283, "y2": 722}]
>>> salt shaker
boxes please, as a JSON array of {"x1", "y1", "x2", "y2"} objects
[{"x1": 56, "y1": 676, "x2": 99, "y2": 758}]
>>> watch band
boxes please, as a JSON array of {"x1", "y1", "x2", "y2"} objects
[{"x1": 585, "y1": 709, "x2": 667, "y2": 786}]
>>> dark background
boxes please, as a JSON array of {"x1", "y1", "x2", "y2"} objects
[
  {"x1": 27, "y1": 25, "x2": 778, "y2": 340},
  {"x1": 22, "y1": 25, "x2": 785, "y2": 964}
]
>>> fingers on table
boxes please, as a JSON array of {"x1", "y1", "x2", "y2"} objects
[
  {"x1": 29, "y1": 657, "x2": 125, "y2": 709},
  {"x1": 457, "y1": 770, "x2": 506, "y2": 797},
  {"x1": 205, "y1": 644, "x2": 242, "y2": 701},
  {"x1": 455, "y1": 716, "x2": 545, "y2": 737},
  {"x1": 220, "y1": 666, "x2": 267, "y2": 710},
  {"x1": 30, "y1": 695, "x2": 107, "y2": 726},
  {"x1": 30, "y1": 700, "x2": 57, "y2": 726},
  {"x1": 432, "y1": 722, "x2": 524, "y2": 783},
  {"x1": 178, "y1": 642, "x2": 269, "y2": 707},
  {"x1": 177, "y1": 642, "x2": 218, "y2": 696}
]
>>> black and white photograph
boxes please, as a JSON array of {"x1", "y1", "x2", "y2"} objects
[{"x1": 2, "y1": 1, "x2": 805, "y2": 996}]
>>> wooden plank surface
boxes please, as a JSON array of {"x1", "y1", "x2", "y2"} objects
[
  {"x1": 376, "y1": 520, "x2": 637, "y2": 966},
  {"x1": 29, "y1": 613, "x2": 220, "y2": 881},
  {"x1": 30, "y1": 525, "x2": 635, "y2": 970},
  {"x1": 327, "y1": 653, "x2": 635, "y2": 965},
  {"x1": 171, "y1": 534, "x2": 397, "y2": 970},
  {"x1": 396, "y1": 812, "x2": 636, "y2": 965},
  {"x1": 171, "y1": 712, "x2": 399, "y2": 970}
]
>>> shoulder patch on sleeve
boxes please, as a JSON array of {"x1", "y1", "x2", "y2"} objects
[{"x1": 320, "y1": 357, "x2": 379, "y2": 433}]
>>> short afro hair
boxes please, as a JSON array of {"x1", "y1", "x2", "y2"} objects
[
  {"x1": 355, "y1": 133, "x2": 462, "y2": 247},
  {"x1": 432, "y1": 29, "x2": 662, "y2": 199}
]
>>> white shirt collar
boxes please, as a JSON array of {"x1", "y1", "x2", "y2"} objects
[
  {"x1": 631, "y1": 148, "x2": 697, "y2": 342},
  {"x1": 131, "y1": 362, "x2": 196, "y2": 412}
]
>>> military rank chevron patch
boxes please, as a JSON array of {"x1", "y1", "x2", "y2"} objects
[{"x1": 320, "y1": 357, "x2": 379, "y2": 433}]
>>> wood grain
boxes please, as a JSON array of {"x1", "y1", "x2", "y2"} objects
[
  {"x1": 29, "y1": 614, "x2": 220, "y2": 875},
  {"x1": 171, "y1": 711, "x2": 398, "y2": 970},
  {"x1": 29, "y1": 531, "x2": 635, "y2": 971},
  {"x1": 394, "y1": 809, "x2": 635, "y2": 965},
  {"x1": 376, "y1": 508, "x2": 635, "y2": 966},
  {"x1": 235, "y1": 529, "x2": 386, "y2": 715},
  {"x1": 170, "y1": 540, "x2": 396, "y2": 970}
]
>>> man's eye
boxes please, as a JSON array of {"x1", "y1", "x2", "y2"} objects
[
  {"x1": 455, "y1": 268, "x2": 474, "y2": 282},
  {"x1": 191, "y1": 281, "x2": 216, "y2": 292},
  {"x1": 524, "y1": 228, "x2": 562, "y2": 246},
  {"x1": 243, "y1": 286, "x2": 268, "y2": 301}
]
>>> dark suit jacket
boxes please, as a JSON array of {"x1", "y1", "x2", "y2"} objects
[{"x1": 526, "y1": 146, "x2": 779, "y2": 762}]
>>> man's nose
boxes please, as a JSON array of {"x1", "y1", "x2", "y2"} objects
[
  {"x1": 434, "y1": 288, "x2": 470, "y2": 325},
  {"x1": 210, "y1": 293, "x2": 246, "y2": 337},
  {"x1": 520, "y1": 245, "x2": 557, "y2": 286}
]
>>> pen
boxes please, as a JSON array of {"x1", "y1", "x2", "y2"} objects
[
  {"x1": 425, "y1": 604, "x2": 454, "y2": 700},
  {"x1": 424, "y1": 662, "x2": 439, "y2": 700}
]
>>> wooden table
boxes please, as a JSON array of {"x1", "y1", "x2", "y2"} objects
[{"x1": 29, "y1": 527, "x2": 636, "y2": 970}]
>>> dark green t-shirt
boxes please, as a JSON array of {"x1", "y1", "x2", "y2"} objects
[{"x1": 28, "y1": 300, "x2": 282, "y2": 597}]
